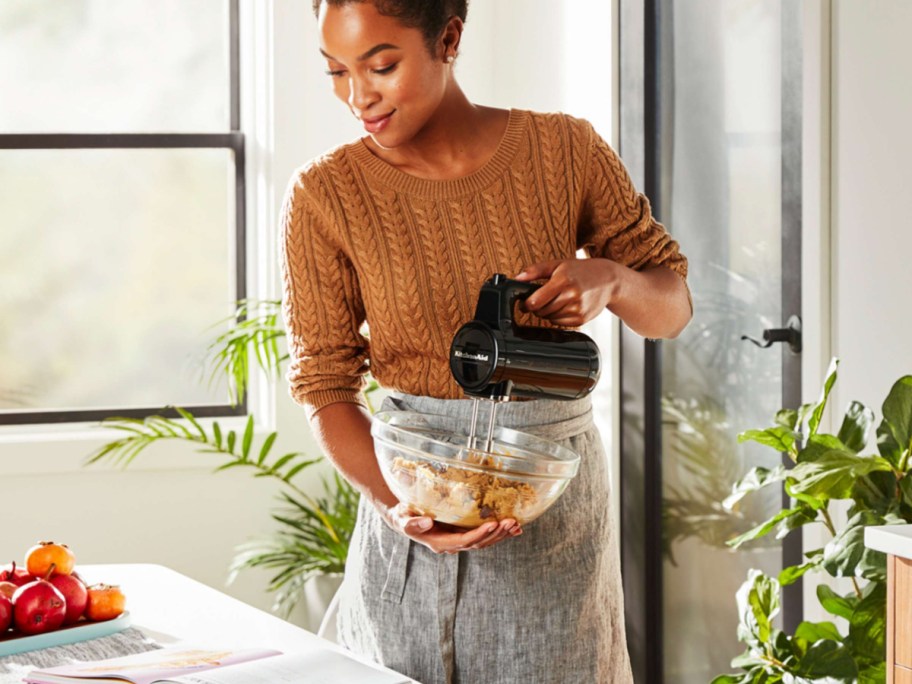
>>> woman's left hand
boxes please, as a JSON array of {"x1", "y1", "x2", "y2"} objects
[{"x1": 513, "y1": 258, "x2": 619, "y2": 327}]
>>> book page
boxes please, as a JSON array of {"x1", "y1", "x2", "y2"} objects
[
  {"x1": 161, "y1": 650, "x2": 410, "y2": 684},
  {"x1": 24, "y1": 647, "x2": 282, "y2": 684}
]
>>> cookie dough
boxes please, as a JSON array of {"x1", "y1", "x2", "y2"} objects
[{"x1": 389, "y1": 454, "x2": 539, "y2": 527}]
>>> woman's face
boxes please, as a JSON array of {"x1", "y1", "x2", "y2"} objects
[{"x1": 318, "y1": 1, "x2": 451, "y2": 149}]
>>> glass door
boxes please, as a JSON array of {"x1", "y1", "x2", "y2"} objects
[{"x1": 618, "y1": 1, "x2": 803, "y2": 682}]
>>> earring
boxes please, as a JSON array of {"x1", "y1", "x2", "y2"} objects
[{"x1": 445, "y1": 54, "x2": 454, "y2": 63}]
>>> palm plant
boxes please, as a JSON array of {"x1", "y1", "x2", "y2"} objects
[
  {"x1": 200, "y1": 298, "x2": 288, "y2": 406},
  {"x1": 228, "y1": 471, "x2": 359, "y2": 618},
  {"x1": 87, "y1": 299, "x2": 372, "y2": 618}
]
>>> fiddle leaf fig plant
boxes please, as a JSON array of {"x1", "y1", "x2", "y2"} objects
[{"x1": 714, "y1": 359, "x2": 912, "y2": 684}]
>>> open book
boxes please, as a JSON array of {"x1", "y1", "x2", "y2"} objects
[{"x1": 24, "y1": 645, "x2": 411, "y2": 684}]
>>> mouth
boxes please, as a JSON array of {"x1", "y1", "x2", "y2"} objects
[{"x1": 362, "y1": 110, "x2": 395, "y2": 134}]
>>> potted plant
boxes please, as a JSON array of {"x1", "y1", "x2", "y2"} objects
[
  {"x1": 713, "y1": 358, "x2": 912, "y2": 683},
  {"x1": 86, "y1": 299, "x2": 374, "y2": 630}
]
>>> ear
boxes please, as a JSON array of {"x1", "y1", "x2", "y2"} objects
[{"x1": 438, "y1": 15, "x2": 464, "y2": 61}]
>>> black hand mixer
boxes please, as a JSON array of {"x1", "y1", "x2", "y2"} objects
[{"x1": 449, "y1": 273, "x2": 601, "y2": 453}]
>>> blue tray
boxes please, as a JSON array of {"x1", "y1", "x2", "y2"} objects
[{"x1": 0, "y1": 611, "x2": 131, "y2": 657}]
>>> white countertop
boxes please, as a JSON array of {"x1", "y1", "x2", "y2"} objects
[
  {"x1": 864, "y1": 525, "x2": 912, "y2": 559},
  {"x1": 70, "y1": 564, "x2": 414, "y2": 682}
]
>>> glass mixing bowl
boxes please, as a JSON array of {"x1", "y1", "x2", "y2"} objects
[{"x1": 371, "y1": 410, "x2": 581, "y2": 528}]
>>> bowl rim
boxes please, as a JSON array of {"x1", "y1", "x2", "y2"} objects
[{"x1": 371, "y1": 409, "x2": 580, "y2": 480}]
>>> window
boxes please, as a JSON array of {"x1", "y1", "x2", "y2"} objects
[{"x1": 0, "y1": 0, "x2": 246, "y2": 425}]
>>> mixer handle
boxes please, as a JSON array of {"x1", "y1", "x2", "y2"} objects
[{"x1": 473, "y1": 273, "x2": 542, "y2": 329}]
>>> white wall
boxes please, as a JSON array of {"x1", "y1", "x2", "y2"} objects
[
  {"x1": 830, "y1": 0, "x2": 912, "y2": 416},
  {"x1": 0, "y1": 0, "x2": 617, "y2": 629}
]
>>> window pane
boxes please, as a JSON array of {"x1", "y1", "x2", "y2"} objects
[
  {"x1": 0, "y1": 1, "x2": 230, "y2": 133},
  {"x1": 660, "y1": 1, "x2": 785, "y2": 681},
  {"x1": 0, "y1": 148, "x2": 237, "y2": 414}
]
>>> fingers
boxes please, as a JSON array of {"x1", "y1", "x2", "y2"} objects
[
  {"x1": 520, "y1": 283, "x2": 561, "y2": 315},
  {"x1": 468, "y1": 519, "x2": 522, "y2": 550},
  {"x1": 407, "y1": 518, "x2": 524, "y2": 554},
  {"x1": 525, "y1": 292, "x2": 585, "y2": 327},
  {"x1": 402, "y1": 515, "x2": 434, "y2": 536},
  {"x1": 514, "y1": 260, "x2": 563, "y2": 282},
  {"x1": 534, "y1": 290, "x2": 579, "y2": 319}
]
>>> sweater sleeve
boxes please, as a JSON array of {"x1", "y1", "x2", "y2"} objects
[
  {"x1": 575, "y1": 120, "x2": 691, "y2": 309},
  {"x1": 279, "y1": 168, "x2": 370, "y2": 419}
]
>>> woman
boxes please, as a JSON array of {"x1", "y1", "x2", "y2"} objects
[{"x1": 280, "y1": 1, "x2": 692, "y2": 682}]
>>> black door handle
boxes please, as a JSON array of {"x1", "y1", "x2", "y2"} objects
[{"x1": 741, "y1": 315, "x2": 802, "y2": 353}]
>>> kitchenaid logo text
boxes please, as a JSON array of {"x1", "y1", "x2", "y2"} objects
[{"x1": 455, "y1": 350, "x2": 490, "y2": 362}]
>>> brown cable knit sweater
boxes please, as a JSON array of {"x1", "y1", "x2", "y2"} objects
[{"x1": 280, "y1": 108, "x2": 688, "y2": 418}]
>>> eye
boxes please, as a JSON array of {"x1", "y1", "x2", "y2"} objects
[
  {"x1": 324, "y1": 68, "x2": 346, "y2": 78},
  {"x1": 372, "y1": 63, "x2": 398, "y2": 75}
]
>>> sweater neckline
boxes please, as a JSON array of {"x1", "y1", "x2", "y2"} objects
[{"x1": 347, "y1": 108, "x2": 526, "y2": 198}]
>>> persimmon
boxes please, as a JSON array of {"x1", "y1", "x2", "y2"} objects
[
  {"x1": 25, "y1": 542, "x2": 75, "y2": 577},
  {"x1": 85, "y1": 584, "x2": 126, "y2": 621}
]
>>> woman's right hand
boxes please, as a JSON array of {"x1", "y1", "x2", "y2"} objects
[{"x1": 382, "y1": 503, "x2": 522, "y2": 554}]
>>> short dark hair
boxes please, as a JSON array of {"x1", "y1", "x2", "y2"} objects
[{"x1": 313, "y1": 0, "x2": 469, "y2": 55}]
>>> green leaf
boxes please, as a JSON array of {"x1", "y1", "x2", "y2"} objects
[
  {"x1": 780, "y1": 557, "x2": 823, "y2": 587},
  {"x1": 283, "y1": 460, "x2": 318, "y2": 482},
  {"x1": 173, "y1": 406, "x2": 207, "y2": 441},
  {"x1": 899, "y1": 475, "x2": 912, "y2": 509},
  {"x1": 822, "y1": 510, "x2": 888, "y2": 581},
  {"x1": 241, "y1": 415, "x2": 254, "y2": 460},
  {"x1": 727, "y1": 507, "x2": 807, "y2": 549},
  {"x1": 213, "y1": 460, "x2": 248, "y2": 473},
  {"x1": 876, "y1": 419, "x2": 903, "y2": 469},
  {"x1": 882, "y1": 376, "x2": 912, "y2": 459},
  {"x1": 848, "y1": 581, "x2": 886, "y2": 664},
  {"x1": 738, "y1": 427, "x2": 799, "y2": 454},
  {"x1": 793, "y1": 620, "x2": 843, "y2": 644},
  {"x1": 776, "y1": 408, "x2": 800, "y2": 431},
  {"x1": 780, "y1": 503, "x2": 819, "y2": 537},
  {"x1": 852, "y1": 470, "x2": 899, "y2": 516},
  {"x1": 710, "y1": 676, "x2": 746, "y2": 684},
  {"x1": 226, "y1": 431, "x2": 237, "y2": 453},
  {"x1": 212, "y1": 421, "x2": 223, "y2": 450},
  {"x1": 797, "y1": 434, "x2": 851, "y2": 464},
  {"x1": 784, "y1": 479, "x2": 827, "y2": 511},
  {"x1": 200, "y1": 299, "x2": 285, "y2": 407},
  {"x1": 808, "y1": 358, "x2": 839, "y2": 437},
  {"x1": 857, "y1": 662, "x2": 886, "y2": 684},
  {"x1": 724, "y1": 465, "x2": 788, "y2": 510},
  {"x1": 797, "y1": 402, "x2": 816, "y2": 434},
  {"x1": 257, "y1": 432, "x2": 278, "y2": 466},
  {"x1": 228, "y1": 471, "x2": 360, "y2": 615},
  {"x1": 735, "y1": 570, "x2": 780, "y2": 649},
  {"x1": 816, "y1": 585, "x2": 857, "y2": 621},
  {"x1": 730, "y1": 651, "x2": 769, "y2": 669},
  {"x1": 789, "y1": 451, "x2": 893, "y2": 499},
  {"x1": 792, "y1": 639, "x2": 857, "y2": 681},
  {"x1": 836, "y1": 401, "x2": 874, "y2": 453},
  {"x1": 267, "y1": 452, "x2": 298, "y2": 474}
]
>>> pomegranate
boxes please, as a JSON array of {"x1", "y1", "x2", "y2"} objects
[
  {"x1": 12, "y1": 578, "x2": 66, "y2": 635},
  {"x1": 26, "y1": 542, "x2": 75, "y2": 577},
  {"x1": 0, "y1": 593, "x2": 11, "y2": 631},
  {"x1": 49, "y1": 573, "x2": 88, "y2": 624},
  {"x1": 0, "y1": 581, "x2": 15, "y2": 600},
  {"x1": 0, "y1": 561, "x2": 34, "y2": 587}
]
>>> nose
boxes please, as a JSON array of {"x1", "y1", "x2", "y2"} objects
[{"x1": 347, "y1": 74, "x2": 379, "y2": 115}]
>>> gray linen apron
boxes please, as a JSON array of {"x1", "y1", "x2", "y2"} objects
[{"x1": 337, "y1": 391, "x2": 634, "y2": 684}]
